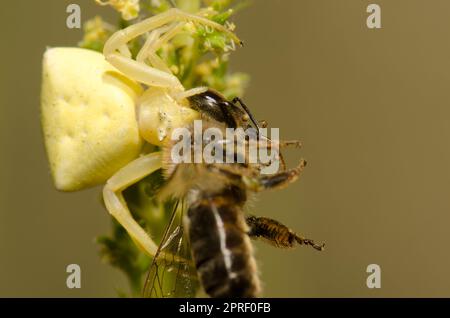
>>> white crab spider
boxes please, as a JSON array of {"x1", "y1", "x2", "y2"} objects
[{"x1": 98, "y1": 8, "x2": 241, "y2": 256}]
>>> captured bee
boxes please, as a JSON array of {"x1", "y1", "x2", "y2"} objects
[{"x1": 143, "y1": 89, "x2": 324, "y2": 298}]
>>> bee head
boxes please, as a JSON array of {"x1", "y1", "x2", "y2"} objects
[{"x1": 188, "y1": 89, "x2": 255, "y2": 130}]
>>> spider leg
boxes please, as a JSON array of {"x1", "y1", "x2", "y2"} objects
[
  {"x1": 105, "y1": 53, "x2": 183, "y2": 90},
  {"x1": 103, "y1": 8, "x2": 240, "y2": 91},
  {"x1": 103, "y1": 152, "x2": 163, "y2": 256},
  {"x1": 137, "y1": 22, "x2": 209, "y2": 101},
  {"x1": 137, "y1": 25, "x2": 174, "y2": 73},
  {"x1": 104, "y1": 8, "x2": 240, "y2": 56}
]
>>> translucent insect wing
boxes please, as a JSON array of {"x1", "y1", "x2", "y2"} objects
[{"x1": 143, "y1": 202, "x2": 200, "y2": 298}]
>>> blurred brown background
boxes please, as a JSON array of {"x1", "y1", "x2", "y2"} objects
[{"x1": 1, "y1": 0, "x2": 450, "y2": 297}]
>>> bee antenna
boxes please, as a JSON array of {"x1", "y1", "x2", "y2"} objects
[{"x1": 232, "y1": 97, "x2": 260, "y2": 134}]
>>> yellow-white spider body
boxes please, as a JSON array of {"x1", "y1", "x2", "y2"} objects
[{"x1": 41, "y1": 8, "x2": 240, "y2": 256}]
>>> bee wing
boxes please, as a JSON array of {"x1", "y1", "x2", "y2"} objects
[{"x1": 143, "y1": 200, "x2": 200, "y2": 298}]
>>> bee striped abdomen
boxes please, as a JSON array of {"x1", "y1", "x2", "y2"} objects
[{"x1": 187, "y1": 188, "x2": 260, "y2": 298}]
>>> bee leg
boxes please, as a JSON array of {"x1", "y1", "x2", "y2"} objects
[
  {"x1": 253, "y1": 136, "x2": 302, "y2": 149},
  {"x1": 103, "y1": 152, "x2": 163, "y2": 256},
  {"x1": 245, "y1": 215, "x2": 324, "y2": 251},
  {"x1": 243, "y1": 138, "x2": 301, "y2": 171},
  {"x1": 244, "y1": 159, "x2": 307, "y2": 191},
  {"x1": 277, "y1": 152, "x2": 287, "y2": 171},
  {"x1": 258, "y1": 120, "x2": 268, "y2": 128}
]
